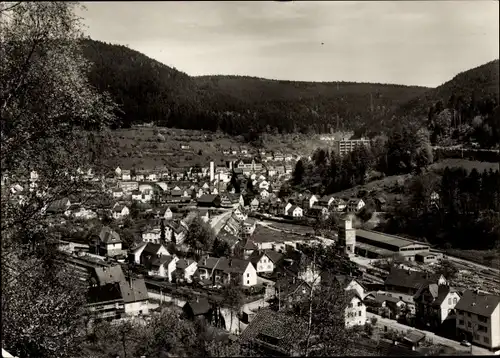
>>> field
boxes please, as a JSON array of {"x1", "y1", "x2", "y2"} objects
[
  {"x1": 106, "y1": 126, "x2": 343, "y2": 170},
  {"x1": 445, "y1": 249, "x2": 500, "y2": 270},
  {"x1": 430, "y1": 159, "x2": 499, "y2": 173}
]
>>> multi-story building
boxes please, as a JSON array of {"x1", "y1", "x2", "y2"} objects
[
  {"x1": 334, "y1": 138, "x2": 370, "y2": 157},
  {"x1": 455, "y1": 290, "x2": 500, "y2": 351}
]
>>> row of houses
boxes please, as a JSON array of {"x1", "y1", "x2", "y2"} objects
[{"x1": 367, "y1": 266, "x2": 500, "y2": 351}]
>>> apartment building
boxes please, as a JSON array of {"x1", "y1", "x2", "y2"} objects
[
  {"x1": 334, "y1": 138, "x2": 370, "y2": 157},
  {"x1": 455, "y1": 290, "x2": 500, "y2": 351}
]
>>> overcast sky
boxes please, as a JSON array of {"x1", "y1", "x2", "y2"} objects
[{"x1": 78, "y1": 1, "x2": 499, "y2": 88}]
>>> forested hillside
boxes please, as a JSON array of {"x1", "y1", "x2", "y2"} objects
[
  {"x1": 396, "y1": 60, "x2": 500, "y2": 148},
  {"x1": 81, "y1": 39, "x2": 429, "y2": 135}
]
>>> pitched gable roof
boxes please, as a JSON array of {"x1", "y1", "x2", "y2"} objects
[
  {"x1": 150, "y1": 255, "x2": 176, "y2": 268},
  {"x1": 94, "y1": 265, "x2": 125, "y2": 286},
  {"x1": 118, "y1": 279, "x2": 149, "y2": 303},
  {"x1": 384, "y1": 268, "x2": 442, "y2": 291},
  {"x1": 454, "y1": 290, "x2": 500, "y2": 317},
  {"x1": 99, "y1": 226, "x2": 121, "y2": 244},
  {"x1": 185, "y1": 297, "x2": 211, "y2": 316},
  {"x1": 176, "y1": 258, "x2": 196, "y2": 270},
  {"x1": 240, "y1": 309, "x2": 306, "y2": 355}
]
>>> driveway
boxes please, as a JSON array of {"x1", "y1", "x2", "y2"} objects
[{"x1": 367, "y1": 312, "x2": 492, "y2": 356}]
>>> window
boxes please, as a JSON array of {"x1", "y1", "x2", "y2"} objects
[
  {"x1": 474, "y1": 334, "x2": 479, "y2": 341},
  {"x1": 247, "y1": 280, "x2": 249, "y2": 285},
  {"x1": 247, "y1": 273, "x2": 250, "y2": 277},
  {"x1": 478, "y1": 315, "x2": 488, "y2": 323},
  {"x1": 349, "y1": 303, "x2": 353, "y2": 308},
  {"x1": 459, "y1": 320, "x2": 465, "y2": 326},
  {"x1": 358, "y1": 302, "x2": 362, "y2": 307},
  {"x1": 468, "y1": 322, "x2": 472, "y2": 328},
  {"x1": 484, "y1": 337, "x2": 489, "y2": 344},
  {"x1": 467, "y1": 312, "x2": 471, "y2": 317},
  {"x1": 453, "y1": 298, "x2": 457, "y2": 304},
  {"x1": 448, "y1": 298, "x2": 452, "y2": 305},
  {"x1": 478, "y1": 325, "x2": 488, "y2": 333},
  {"x1": 358, "y1": 311, "x2": 362, "y2": 316}
]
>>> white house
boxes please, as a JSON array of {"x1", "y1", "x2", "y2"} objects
[
  {"x1": 121, "y1": 170, "x2": 131, "y2": 181},
  {"x1": 455, "y1": 290, "x2": 500, "y2": 350},
  {"x1": 197, "y1": 256, "x2": 258, "y2": 287},
  {"x1": 284, "y1": 202, "x2": 293, "y2": 215},
  {"x1": 347, "y1": 198, "x2": 365, "y2": 212},
  {"x1": 148, "y1": 255, "x2": 179, "y2": 282},
  {"x1": 134, "y1": 173, "x2": 145, "y2": 182},
  {"x1": 115, "y1": 166, "x2": 122, "y2": 177},
  {"x1": 287, "y1": 205, "x2": 303, "y2": 218},
  {"x1": 130, "y1": 242, "x2": 170, "y2": 265},
  {"x1": 345, "y1": 293, "x2": 367, "y2": 328},
  {"x1": 249, "y1": 250, "x2": 283, "y2": 273},
  {"x1": 258, "y1": 180, "x2": 270, "y2": 191},
  {"x1": 259, "y1": 189, "x2": 270, "y2": 199},
  {"x1": 233, "y1": 206, "x2": 248, "y2": 221},
  {"x1": 147, "y1": 173, "x2": 158, "y2": 182},
  {"x1": 112, "y1": 188, "x2": 124, "y2": 199},
  {"x1": 175, "y1": 258, "x2": 198, "y2": 283},
  {"x1": 94, "y1": 226, "x2": 123, "y2": 257},
  {"x1": 112, "y1": 204, "x2": 129, "y2": 220},
  {"x1": 142, "y1": 228, "x2": 163, "y2": 244}
]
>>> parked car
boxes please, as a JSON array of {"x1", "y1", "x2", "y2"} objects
[{"x1": 461, "y1": 340, "x2": 471, "y2": 347}]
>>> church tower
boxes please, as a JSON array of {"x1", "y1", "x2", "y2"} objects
[{"x1": 338, "y1": 215, "x2": 356, "y2": 257}]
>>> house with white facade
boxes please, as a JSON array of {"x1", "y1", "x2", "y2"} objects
[
  {"x1": 121, "y1": 170, "x2": 131, "y2": 181},
  {"x1": 112, "y1": 204, "x2": 129, "y2": 220},
  {"x1": 197, "y1": 256, "x2": 258, "y2": 287},
  {"x1": 148, "y1": 255, "x2": 179, "y2": 282},
  {"x1": 249, "y1": 250, "x2": 284, "y2": 274},
  {"x1": 130, "y1": 242, "x2": 170, "y2": 265},
  {"x1": 345, "y1": 293, "x2": 367, "y2": 328},
  {"x1": 175, "y1": 259, "x2": 198, "y2": 283},
  {"x1": 455, "y1": 290, "x2": 500, "y2": 351},
  {"x1": 347, "y1": 198, "x2": 365, "y2": 212},
  {"x1": 414, "y1": 283, "x2": 462, "y2": 331}
]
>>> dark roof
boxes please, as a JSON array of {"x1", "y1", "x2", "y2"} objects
[
  {"x1": 142, "y1": 243, "x2": 165, "y2": 256},
  {"x1": 99, "y1": 226, "x2": 122, "y2": 244},
  {"x1": 454, "y1": 290, "x2": 500, "y2": 317},
  {"x1": 176, "y1": 258, "x2": 196, "y2": 270},
  {"x1": 197, "y1": 256, "x2": 251, "y2": 274},
  {"x1": 46, "y1": 198, "x2": 70, "y2": 213},
  {"x1": 403, "y1": 330, "x2": 426, "y2": 344},
  {"x1": 356, "y1": 229, "x2": 427, "y2": 249},
  {"x1": 94, "y1": 265, "x2": 125, "y2": 286},
  {"x1": 249, "y1": 249, "x2": 284, "y2": 266},
  {"x1": 240, "y1": 309, "x2": 306, "y2": 355},
  {"x1": 88, "y1": 283, "x2": 122, "y2": 304},
  {"x1": 150, "y1": 255, "x2": 176, "y2": 268},
  {"x1": 197, "y1": 194, "x2": 219, "y2": 203},
  {"x1": 384, "y1": 268, "x2": 442, "y2": 291},
  {"x1": 118, "y1": 279, "x2": 149, "y2": 303},
  {"x1": 184, "y1": 297, "x2": 211, "y2": 316}
]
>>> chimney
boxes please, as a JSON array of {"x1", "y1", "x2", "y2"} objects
[{"x1": 210, "y1": 162, "x2": 215, "y2": 182}]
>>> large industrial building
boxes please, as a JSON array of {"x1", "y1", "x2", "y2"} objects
[{"x1": 338, "y1": 217, "x2": 430, "y2": 261}]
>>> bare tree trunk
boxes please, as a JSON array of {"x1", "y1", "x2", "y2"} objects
[{"x1": 304, "y1": 252, "x2": 316, "y2": 357}]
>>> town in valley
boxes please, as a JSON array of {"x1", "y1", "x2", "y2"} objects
[{"x1": 1, "y1": 1, "x2": 499, "y2": 358}]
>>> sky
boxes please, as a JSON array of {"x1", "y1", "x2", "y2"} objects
[{"x1": 78, "y1": 1, "x2": 499, "y2": 88}]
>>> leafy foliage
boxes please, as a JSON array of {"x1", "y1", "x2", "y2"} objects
[
  {"x1": 380, "y1": 167, "x2": 500, "y2": 250},
  {"x1": 185, "y1": 216, "x2": 216, "y2": 256},
  {"x1": 1, "y1": 2, "x2": 117, "y2": 357},
  {"x1": 397, "y1": 60, "x2": 500, "y2": 148}
]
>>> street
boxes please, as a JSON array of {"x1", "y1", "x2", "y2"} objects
[
  {"x1": 210, "y1": 210, "x2": 233, "y2": 235},
  {"x1": 366, "y1": 312, "x2": 493, "y2": 356}
]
